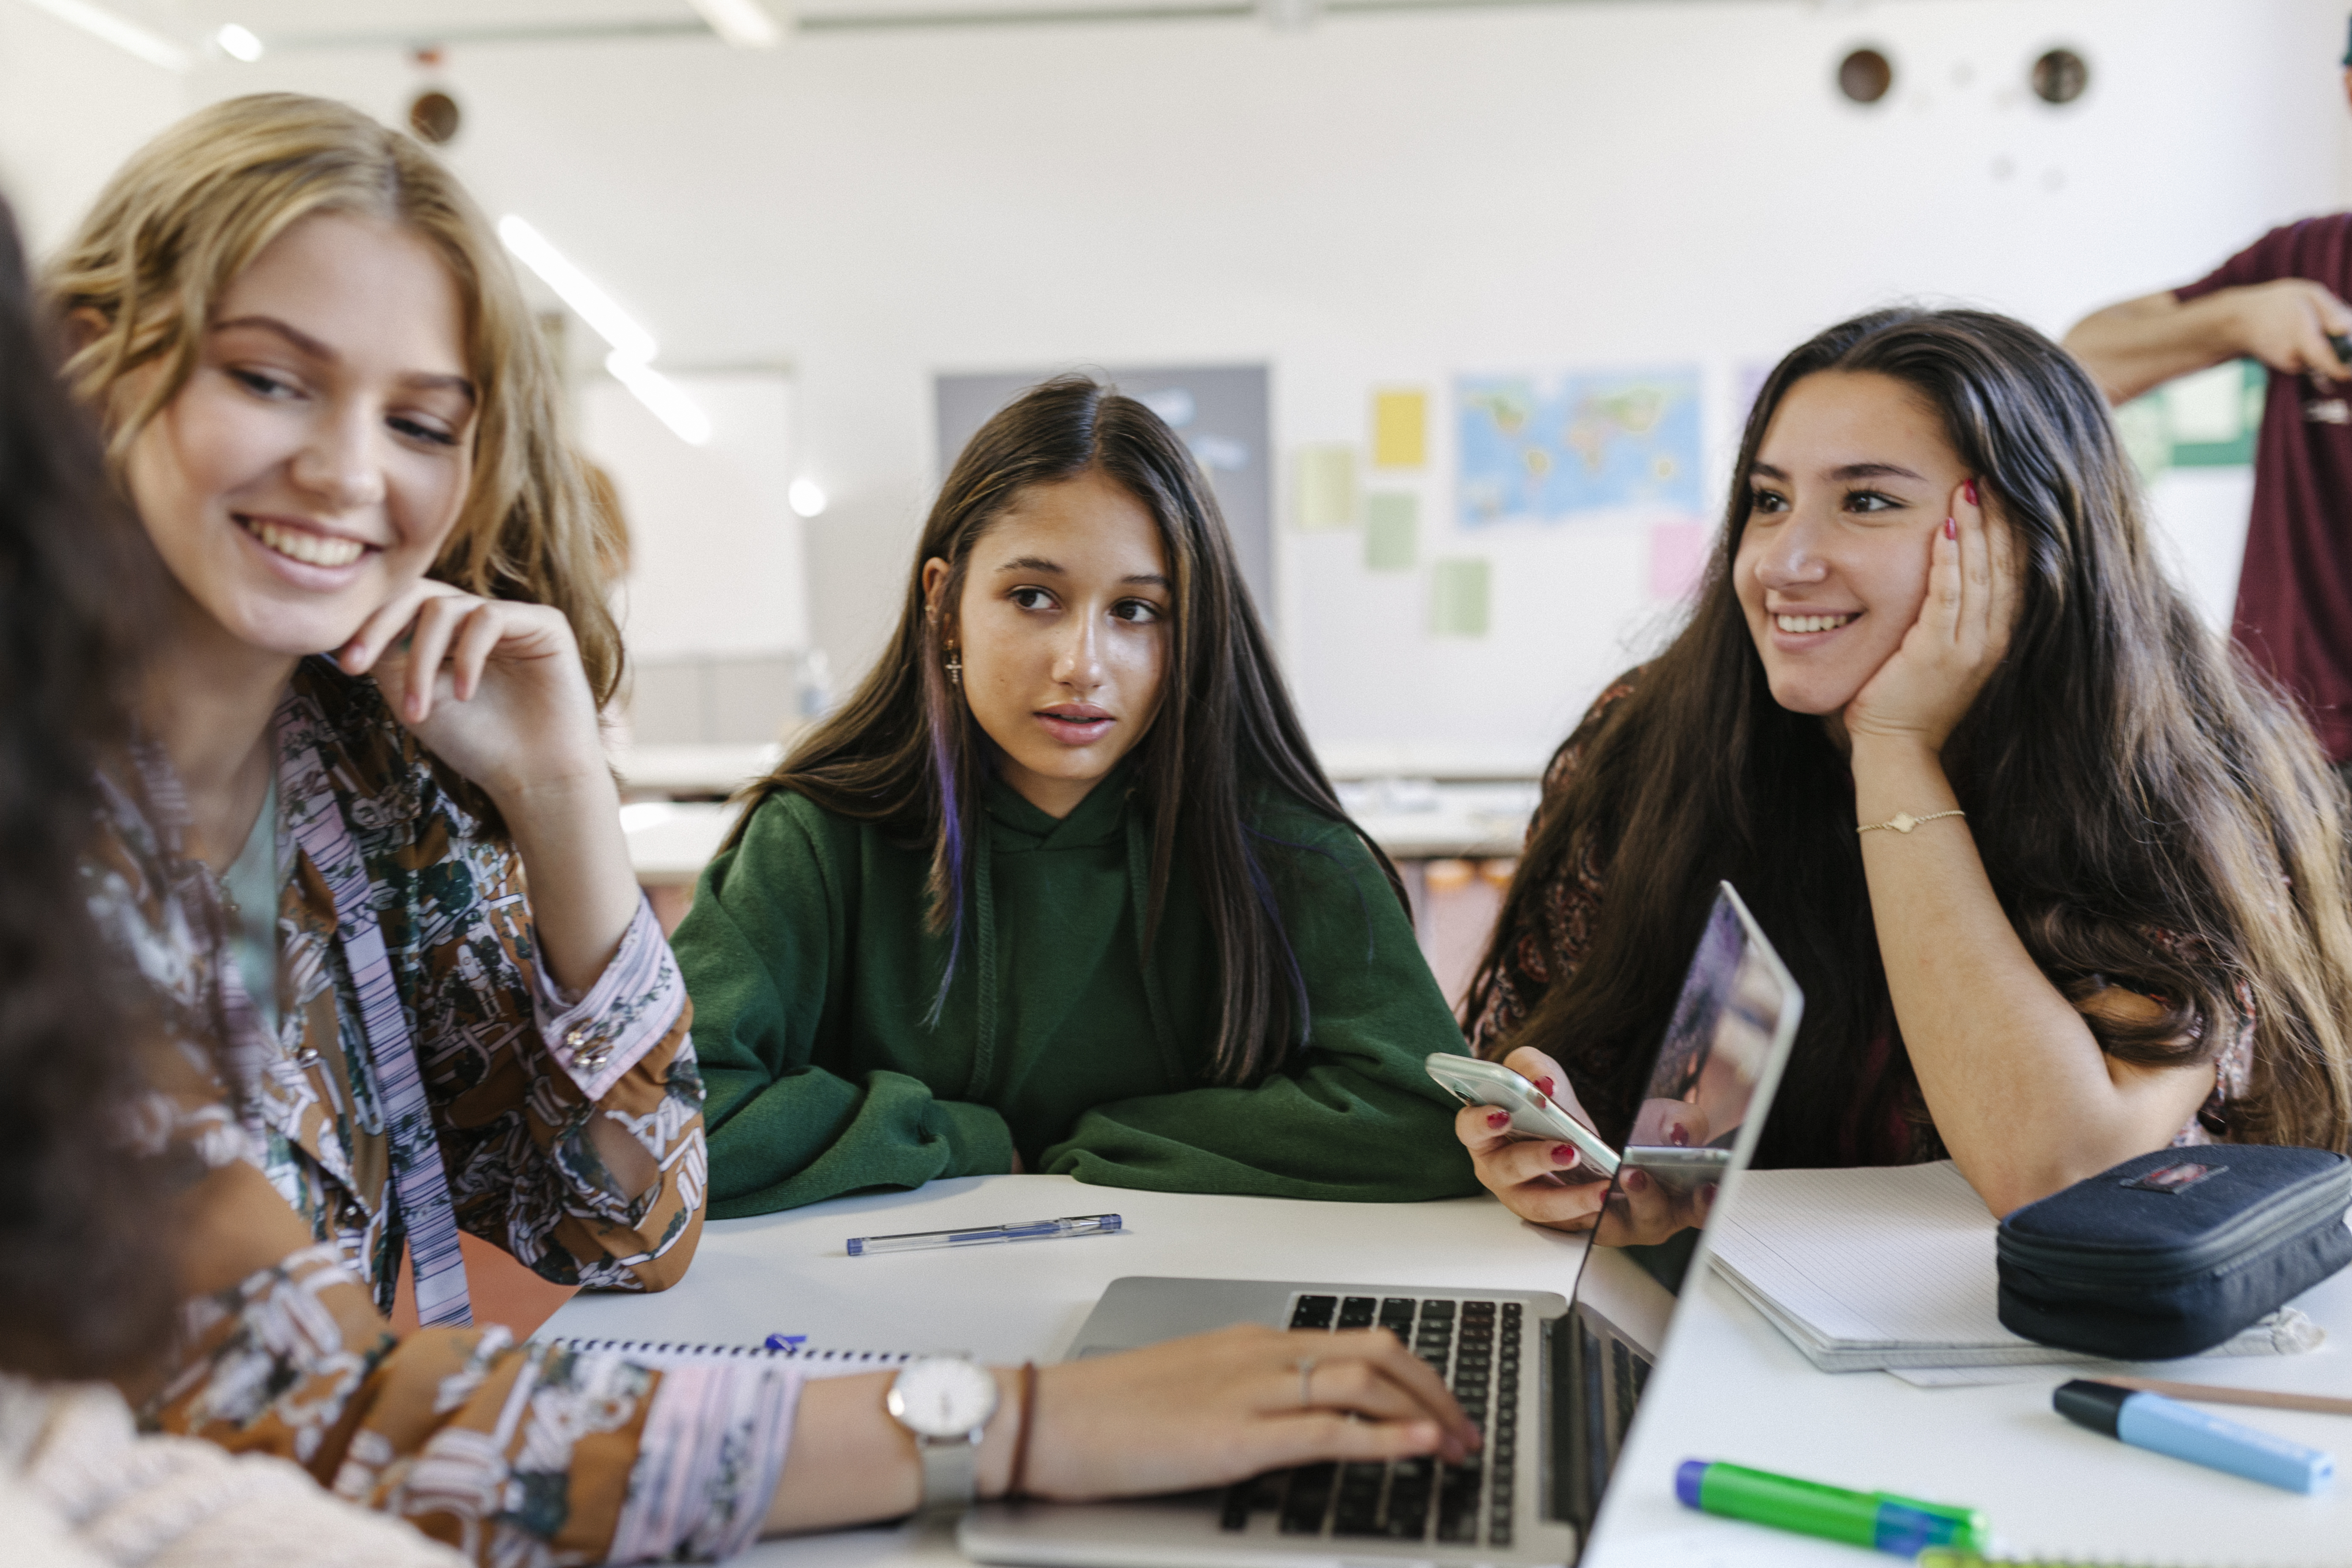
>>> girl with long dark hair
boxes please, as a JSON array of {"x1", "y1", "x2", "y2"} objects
[
  {"x1": 678, "y1": 375, "x2": 1477, "y2": 1213},
  {"x1": 1456, "y1": 307, "x2": 2352, "y2": 1234}
]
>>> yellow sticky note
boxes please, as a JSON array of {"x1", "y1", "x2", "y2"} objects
[
  {"x1": 1295, "y1": 445, "x2": 1358, "y2": 530},
  {"x1": 1372, "y1": 390, "x2": 1427, "y2": 469}
]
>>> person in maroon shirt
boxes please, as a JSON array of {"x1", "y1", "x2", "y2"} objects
[{"x1": 2064, "y1": 39, "x2": 2352, "y2": 771}]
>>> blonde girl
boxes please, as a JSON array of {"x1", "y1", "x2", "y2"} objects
[{"x1": 57, "y1": 94, "x2": 1473, "y2": 1563}]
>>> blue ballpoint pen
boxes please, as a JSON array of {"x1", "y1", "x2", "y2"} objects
[{"x1": 847, "y1": 1213, "x2": 1122, "y2": 1256}]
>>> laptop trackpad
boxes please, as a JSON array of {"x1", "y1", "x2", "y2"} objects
[{"x1": 1071, "y1": 1277, "x2": 1305, "y2": 1356}]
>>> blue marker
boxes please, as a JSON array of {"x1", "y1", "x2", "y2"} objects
[{"x1": 2054, "y1": 1380, "x2": 2335, "y2": 1493}]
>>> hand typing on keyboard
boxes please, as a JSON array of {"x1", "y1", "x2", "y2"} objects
[
  {"x1": 1221, "y1": 1295, "x2": 1525, "y2": 1549},
  {"x1": 1011, "y1": 1321, "x2": 1479, "y2": 1502}
]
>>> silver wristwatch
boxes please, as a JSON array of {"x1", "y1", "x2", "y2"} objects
[{"x1": 886, "y1": 1355, "x2": 1001, "y2": 1513}]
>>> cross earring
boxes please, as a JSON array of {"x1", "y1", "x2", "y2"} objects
[{"x1": 944, "y1": 648, "x2": 962, "y2": 687}]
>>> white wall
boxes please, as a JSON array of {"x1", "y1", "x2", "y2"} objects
[
  {"x1": 0, "y1": 2, "x2": 185, "y2": 252},
  {"x1": 8, "y1": 0, "x2": 2345, "y2": 769}
]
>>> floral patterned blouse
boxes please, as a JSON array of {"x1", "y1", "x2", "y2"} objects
[
  {"x1": 87, "y1": 658, "x2": 802, "y2": 1564},
  {"x1": 1466, "y1": 672, "x2": 2255, "y2": 1156}
]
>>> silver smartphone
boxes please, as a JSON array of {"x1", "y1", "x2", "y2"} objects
[
  {"x1": 1424, "y1": 1053, "x2": 1621, "y2": 1176},
  {"x1": 1619, "y1": 1142, "x2": 1732, "y2": 1197}
]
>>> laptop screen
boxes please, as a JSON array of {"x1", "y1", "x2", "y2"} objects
[
  {"x1": 1551, "y1": 882, "x2": 1804, "y2": 1529},
  {"x1": 1591, "y1": 881, "x2": 1801, "y2": 1251}
]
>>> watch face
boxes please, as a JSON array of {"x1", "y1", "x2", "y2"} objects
[{"x1": 888, "y1": 1357, "x2": 999, "y2": 1440}]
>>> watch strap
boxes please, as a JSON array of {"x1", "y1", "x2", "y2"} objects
[{"x1": 916, "y1": 1433, "x2": 981, "y2": 1512}]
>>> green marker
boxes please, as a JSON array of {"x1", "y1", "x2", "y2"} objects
[{"x1": 1676, "y1": 1460, "x2": 1992, "y2": 1556}]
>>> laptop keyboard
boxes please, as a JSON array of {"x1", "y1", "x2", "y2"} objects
[{"x1": 1217, "y1": 1294, "x2": 1523, "y2": 1549}]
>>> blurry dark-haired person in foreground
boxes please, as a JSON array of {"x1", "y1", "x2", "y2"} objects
[
  {"x1": 1458, "y1": 307, "x2": 2352, "y2": 1240},
  {"x1": 0, "y1": 188, "x2": 462, "y2": 1566}
]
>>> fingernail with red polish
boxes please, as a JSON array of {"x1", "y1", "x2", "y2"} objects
[
  {"x1": 1963, "y1": 479, "x2": 1979, "y2": 506},
  {"x1": 1624, "y1": 1169, "x2": 1649, "y2": 1193},
  {"x1": 1533, "y1": 1076, "x2": 1557, "y2": 1098},
  {"x1": 1669, "y1": 1123, "x2": 1690, "y2": 1147},
  {"x1": 1944, "y1": 517, "x2": 1957, "y2": 540},
  {"x1": 1552, "y1": 1144, "x2": 1579, "y2": 1167},
  {"x1": 1486, "y1": 1110, "x2": 1511, "y2": 1130}
]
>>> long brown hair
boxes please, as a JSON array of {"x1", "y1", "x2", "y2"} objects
[
  {"x1": 47, "y1": 91, "x2": 620, "y2": 705},
  {"x1": 0, "y1": 195, "x2": 178, "y2": 1378},
  {"x1": 1468, "y1": 308, "x2": 2352, "y2": 1163},
  {"x1": 738, "y1": 374, "x2": 1403, "y2": 1085}
]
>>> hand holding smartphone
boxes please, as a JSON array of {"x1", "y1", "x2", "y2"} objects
[{"x1": 1424, "y1": 1054, "x2": 1621, "y2": 1176}]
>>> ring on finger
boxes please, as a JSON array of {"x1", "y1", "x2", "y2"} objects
[{"x1": 1295, "y1": 1356, "x2": 1315, "y2": 1409}]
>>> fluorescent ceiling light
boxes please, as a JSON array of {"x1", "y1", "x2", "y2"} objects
[
  {"x1": 215, "y1": 22, "x2": 263, "y2": 60},
  {"x1": 690, "y1": 0, "x2": 785, "y2": 48},
  {"x1": 498, "y1": 215, "x2": 706, "y2": 446},
  {"x1": 497, "y1": 215, "x2": 659, "y2": 364},
  {"x1": 606, "y1": 352, "x2": 711, "y2": 446},
  {"x1": 18, "y1": 0, "x2": 191, "y2": 70}
]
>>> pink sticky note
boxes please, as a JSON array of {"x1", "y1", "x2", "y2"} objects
[{"x1": 1648, "y1": 520, "x2": 1709, "y2": 600}]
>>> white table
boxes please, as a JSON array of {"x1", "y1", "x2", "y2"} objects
[
  {"x1": 540, "y1": 1175, "x2": 2352, "y2": 1565},
  {"x1": 539, "y1": 1174, "x2": 1626, "y2": 1568},
  {"x1": 614, "y1": 742, "x2": 785, "y2": 798},
  {"x1": 621, "y1": 799, "x2": 744, "y2": 887},
  {"x1": 619, "y1": 787, "x2": 1538, "y2": 889},
  {"x1": 1586, "y1": 1241, "x2": 2352, "y2": 1565},
  {"x1": 541, "y1": 1173, "x2": 1598, "y2": 1374}
]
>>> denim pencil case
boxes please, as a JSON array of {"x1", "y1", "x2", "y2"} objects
[{"x1": 1995, "y1": 1145, "x2": 2352, "y2": 1361}]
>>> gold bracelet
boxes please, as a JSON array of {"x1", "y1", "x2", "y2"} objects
[{"x1": 1857, "y1": 809, "x2": 1965, "y2": 835}]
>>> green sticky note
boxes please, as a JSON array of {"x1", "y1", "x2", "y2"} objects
[
  {"x1": 2121, "y1": 358, "x2": 2266, "y2": 480},
  {"x1": 1365, "y1": 493, "x2": 1417, "y2": 570},
  {"x1": 1431, "y1": 558, "x2": 1490, "y2": 636},
  {"x1": 2167, "y1": 358, "x2": 2263, "y2": 467}
]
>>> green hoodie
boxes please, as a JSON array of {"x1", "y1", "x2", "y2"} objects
[{"x1": 675, "y1": 769, "x2": 1480, "y2": 1217}]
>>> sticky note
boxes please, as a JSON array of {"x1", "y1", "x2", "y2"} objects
[
  {"x1": 2166, "y1": 361, "x2": 2245, "y2": 445},
  {"x1": 1648, "y1": 519, "x2": 1709, "y2": 600},
  {"x1": 1295, "y1": 445, "x2": 1358, "y2": 530},
  {"x1": 1366, "y1": 493, "x2": 1417, "y2": 571},
  {"x1": 1431, "y1": 559, "x2": 1491, "y2": 636},
  {"x1": 1372, "y1": 390, "x2": 1428, "y2": 468}
]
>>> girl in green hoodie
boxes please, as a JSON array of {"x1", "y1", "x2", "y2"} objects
[{"x1": 674, "y1": 376, "x2": 1480, "y2": 1215}]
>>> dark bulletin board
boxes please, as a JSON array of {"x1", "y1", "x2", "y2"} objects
[{"x1": 934, "y1": 364, "x2": 1273, "y2": 626}]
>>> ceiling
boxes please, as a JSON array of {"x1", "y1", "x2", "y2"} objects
[{"x1": 93, "y1": 0, "x2": 1715, "y2": 53}]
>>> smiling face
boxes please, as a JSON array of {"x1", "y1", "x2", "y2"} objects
[
  {"x1": 925, "y1": 469, "x2": 1173, "y2": 819},
  {"x1": 1733, "y1": 370, "x2": 1970, "y2": 718},
  {"x1": 123, "y1": 210, "x2": 477, "y2": 661}
]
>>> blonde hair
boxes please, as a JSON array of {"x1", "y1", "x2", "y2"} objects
[{"x1": 47, "y1": 92, "x2": 620, "y2": 705}]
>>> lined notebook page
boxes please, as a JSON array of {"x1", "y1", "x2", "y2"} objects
[
  {"x1": 1708, "y1": 1161, "x2": 2319, "y2": 1370},
  {"x1": 1709, "y1": 1161, "x2": 2014, "y2": 1352}
]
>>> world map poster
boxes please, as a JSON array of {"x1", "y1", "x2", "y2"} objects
[{"x1": 1457, "y1": 368, "x2": 1702, "y2": 525}]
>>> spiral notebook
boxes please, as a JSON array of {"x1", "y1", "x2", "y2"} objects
[
  {"x1": 550, "y1": 1336, "x2": 920, "y2": 1377},
  {"x1": 1707, "y1": 1161, "x2": 2323, "y2": 1373}
]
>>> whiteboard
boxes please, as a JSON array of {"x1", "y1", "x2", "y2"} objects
[{"x1": 580, "y1": 369, "x2": 809, "y2": 662}]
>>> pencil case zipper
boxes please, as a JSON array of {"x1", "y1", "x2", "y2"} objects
[{"x1": 1997, "y1": 1164, "x2": 2352, "y2": 1285}]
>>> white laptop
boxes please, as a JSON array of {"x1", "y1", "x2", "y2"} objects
[{"x1": 960, "y1": 881, "x2": 1803, "y2": 1568}]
